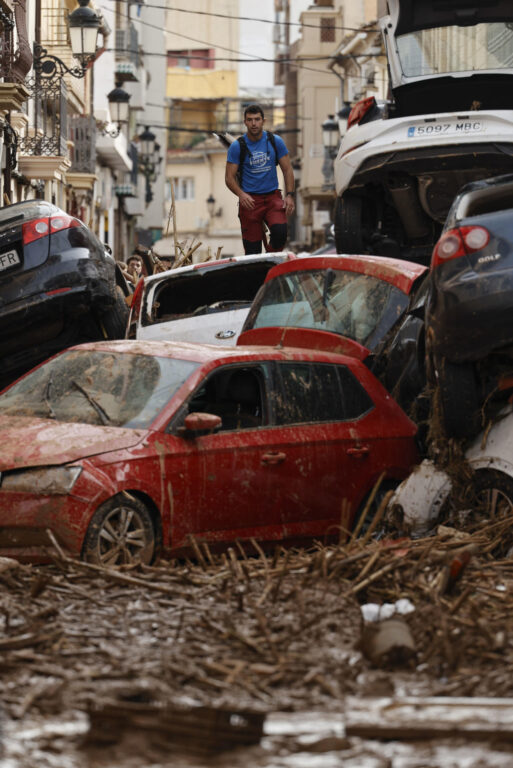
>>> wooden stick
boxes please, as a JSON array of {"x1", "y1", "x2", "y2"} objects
[
  {"x1": 349, "y1": 472, "x2": 385, "y2": 546},
  {"x1": 171, "y1": 179, "x2": 178, "y2": 260}
]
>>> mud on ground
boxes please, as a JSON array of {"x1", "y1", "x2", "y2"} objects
[{"x1": 3, "y1": 520, "x2": 513, "y2": 766}]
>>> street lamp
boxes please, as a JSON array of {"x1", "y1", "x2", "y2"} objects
[
  {"x1": 101, "y1": 82, "x2": 131, "y2": 138},
  {"x1": 33, "y1": 0, "x2": 100, "y2": 80},
  {"x1": 138, "y1": 126, "x2": 162, "y2": 205},
  {"x1": 206, "y1": 194, "x2": 222, "y2": 218},
  {"x1": 337, "y1": 102, "x2": 352, "y2": 138},
  {"x1": 321, "y1": 114, "x2": 339, "y2": 191}
]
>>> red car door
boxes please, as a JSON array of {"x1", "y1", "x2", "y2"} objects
[
  {"x1": 164, "y1": 363, "x2": 283, "y2": 547},
  {"x1": 256, "y1": 359, "x2": 417, "y2": 538}
]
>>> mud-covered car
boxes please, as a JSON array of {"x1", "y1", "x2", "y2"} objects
[
  {"x1": 426, "y1": 173, "x2": 513, "y2": 437},
  {"x1": 334, "y1": 0, "x2": 513, "y2": 264},
  {"x1": 239, "y1": 255, "x2": 429, "y2": 416},
  {"x1": 126, "y1": 253, "x2": 296, "y2": 345},
  {"x1": 0, "y1": 200, "x2": 129, "y2": 387},
  {"x1": 0, "y1": 338, "x2": 418, "y2": 564}
]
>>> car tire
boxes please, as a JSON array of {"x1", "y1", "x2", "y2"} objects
[
  {"x1": 437, "y1": 357, "x2": 481, "y2": 438},
  {"x1": 334, "y1": 194, "x2": 365, "y2": 254},
  {"x1": 100, "y1": 285, "x2": 129, "y2": 339},
  {"x1": 82, "y1": 494, "x2": 156, "y2": 566}
]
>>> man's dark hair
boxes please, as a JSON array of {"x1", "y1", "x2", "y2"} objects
[
  {"x1": 128, "y1": 255, "x2": 142, "y2": 264},
  {"x1": 244, "y1": 103, "x2": 264, "y2": 119}
]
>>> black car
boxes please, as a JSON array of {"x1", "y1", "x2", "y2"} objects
[
  {"x1": 426, "y1": 174, "x2": 513, "y2": 437},
  {"x1": 0, "y1": 200, "x2": 129, "y2": 387}
]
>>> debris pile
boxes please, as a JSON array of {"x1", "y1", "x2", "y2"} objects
[{"x1": 1, "y1": 521, "x2": 513, "y2": 730}]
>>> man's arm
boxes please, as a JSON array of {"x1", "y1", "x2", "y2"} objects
[
  {"x1": 225, "y1": 161, "x2": 255, "y2": 209},
  {"x1": 278, "y1": 153, "x2": 295, "y2": 215}
]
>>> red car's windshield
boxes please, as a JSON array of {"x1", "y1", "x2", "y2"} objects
[
  {"x1": 243, "y1": 269, "x2": 409, "y2": 350},
  {"x1": 0, "y1": 350, "x2": 199, "y2": 428}
]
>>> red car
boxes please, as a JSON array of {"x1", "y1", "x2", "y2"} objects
[{"x1": 0, "y1": 339, "x2": 418, "y2": 564}]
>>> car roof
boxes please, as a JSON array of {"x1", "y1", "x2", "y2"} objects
[
  {"x1": 263, "y1": 254, "x2": 427, "y2": 295},
  {"x1": 142, "y1": 252, "x2": 297, "y2": 286},
  {"x1": 66, "y1": 338, "x2": 369, "y2": 368},
  {"x1": 386, "y1": 0, "x2": 513, "y2": 36}
]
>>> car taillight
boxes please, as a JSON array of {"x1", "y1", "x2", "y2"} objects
[
  {"x1": 22, "y1": 215, "x2": 80, "y2": 245},
  {"x1": 347, "y1": 97, "x2": 376, "y2": 130},
  {"x1": 431, "y1": 225, "x2": 490, "y2": 268}
]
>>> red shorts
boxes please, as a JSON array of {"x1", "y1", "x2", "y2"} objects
[{"x1": 239, "y1": 190, "x2": 286, "y2": 242}]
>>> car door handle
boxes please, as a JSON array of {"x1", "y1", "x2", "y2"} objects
[
  {"x1": 346, "y1": 445, "x2": 370, "y2": 458},
  {"x1": 261, "y1": 451, "x2": 286, "y2": 465}
]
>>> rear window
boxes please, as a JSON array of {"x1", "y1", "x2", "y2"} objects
[
  {"x1": 144, "y1": 261, "x2": 276, "y2": 326},
  {"x1": 0, "y1": 350, "x2": 199, "y2": 428},
  {"x1": 243, "y1": 269, "x2": 409, "y2": 351},
  {"x1": 0, "y1": 201, "x2": 58, "y2": 232},
  {"x1": 397, "y1": 23, "x2": 513, "y2": 78}
]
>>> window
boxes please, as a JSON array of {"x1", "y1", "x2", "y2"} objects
[
  {"x1": 185, "y1": 366, "x2": 266, "y2": 431},
  {"x1": 167, "y1": 177, "x2": 195, "y2": 201},
  {"x1": 245, "y1": 269, "x2": 409, "y2": 351},
  {"x1": 273, "y1": 362, "x2": 373, "y2": 425},
  {"x1": 321, "y1": 18, "x2": 335, "y2": 43}
]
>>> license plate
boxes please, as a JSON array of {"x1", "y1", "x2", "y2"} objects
[
  {"x1": 407, "y1": 120, "x2": 484, "y2": 138},
  {"x1": 0, "y1": 250, "x2": 20, "y2": 271}
]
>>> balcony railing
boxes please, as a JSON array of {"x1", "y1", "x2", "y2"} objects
[{"x1": 19, "y1": 76, "x2": 68, "y2": 156}]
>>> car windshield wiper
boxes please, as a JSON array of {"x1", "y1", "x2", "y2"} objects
[
  {"x1": 71, "y1": 380, "x2": 111, "y2": 425},
  {"x1": 44, "y1": 374, "x2": 56, "y2": 420}
]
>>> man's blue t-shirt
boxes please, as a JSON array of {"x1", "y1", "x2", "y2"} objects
[{"x1": 227, "y1": 131, "x2": 288, "y2": 194}]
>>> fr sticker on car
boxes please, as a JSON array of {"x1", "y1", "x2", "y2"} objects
[
  {"x1": 407, "y1": 121, "x2": 483, "y2": 138},
  {"x1": 0, "y1": 250, "x2": 20, "y2": 271}
]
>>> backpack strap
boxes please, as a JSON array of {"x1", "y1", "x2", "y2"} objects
[
  {"x1": 267, "y1": 131, "x2": 279, "y2": 166},
  {"x1": 237, "y1": 136, "x2": 248, "y2": 186}
]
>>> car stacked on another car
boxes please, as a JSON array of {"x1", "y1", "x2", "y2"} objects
[
  {"x1": 239, "y1": 254, "x2": 429, "y2": 417},
  {"x1": 426, "y1": 173, "x2": 513, "y2": 437},
  {"x1": 0, "y1": 200, "x2": 129, "y2": 388},
  {"x1": 334, "y1": 0, "x2": 513, "y2": 264},
  {"x1": 126, "y1": 252, "x2": 296, "y2": 345},
  {"x1": 0, "y1": 338, "x2": 418, "y2": 564}
]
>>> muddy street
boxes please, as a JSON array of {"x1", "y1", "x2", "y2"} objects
[{"x1": 3, "y1": 522, "x2": 513, "y2": 766}]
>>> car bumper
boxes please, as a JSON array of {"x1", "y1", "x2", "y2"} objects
[
  {"x1": 429, "y1": 277, "x2": 513, "y2": 362},
  {"x1": 0, "y1": 492, "x2": 91, "y2": 562}
]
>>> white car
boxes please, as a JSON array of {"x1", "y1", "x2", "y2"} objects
[
  {"x1": 126, "y1": 253, "x2": 296, "y2": 345},
  {"x1": 387, "y1": 408, "x2": 513, "y2": 539},
  {"x1": 334, "y1": 0, "x2": 513, "y2": 264}
]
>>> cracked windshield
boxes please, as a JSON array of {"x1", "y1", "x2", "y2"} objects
[
  {"x1": 248, "y1": 269, "x2": 408, "y2": 349},
  {"x1": 0, "y1": 351, "x2": 198, "y2": 428}
]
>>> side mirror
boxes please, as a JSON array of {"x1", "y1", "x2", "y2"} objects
[{"x1": 181, "y1": 412, "x2": 222, "y2": 435}]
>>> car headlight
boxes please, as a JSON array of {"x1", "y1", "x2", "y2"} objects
[{"x1": 1, "y1": 466, "x2": 82, "y2": 494}]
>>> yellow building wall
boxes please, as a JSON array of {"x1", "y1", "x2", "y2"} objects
[{"x1": 167, "y1": 69, "x2": 238, "y2": 101}]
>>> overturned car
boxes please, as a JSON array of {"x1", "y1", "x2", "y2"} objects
[{"x1": 334, "y1": 0, "x2": 513, "y2": 264}]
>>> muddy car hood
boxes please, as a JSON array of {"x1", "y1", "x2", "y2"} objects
[{"x1": 0, "y1": 415, "x2": 146, "y2": 470}]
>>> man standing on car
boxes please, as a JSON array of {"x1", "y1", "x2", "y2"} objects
[{"x1": 225, "y1": 104, "x2": 295, "y2": 254}]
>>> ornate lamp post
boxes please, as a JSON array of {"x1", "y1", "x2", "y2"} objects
[
  {"x1": 33, "y1": 0, "x2": 100, "y2": 80},
  {"x1": 100, "y1": 83, "x2": 131, "y2": 138},
  {"x1": 138, "y1": 126, "x2": 162, "y2": 205}
]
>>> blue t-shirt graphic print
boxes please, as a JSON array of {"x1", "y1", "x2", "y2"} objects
[{"x1": 227, "y1": 131, "x2": 288, "y2": 194}]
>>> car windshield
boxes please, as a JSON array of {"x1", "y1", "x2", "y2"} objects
[
  {"x1": 244, "y1": 269, "x2": 409, "y2": 350},
  {"x1": 397, "y1": 22, "x2": 513, "y2": 77},
  {"x1": 0, "y1": 350, "x2": 199, "y2": 428}
]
